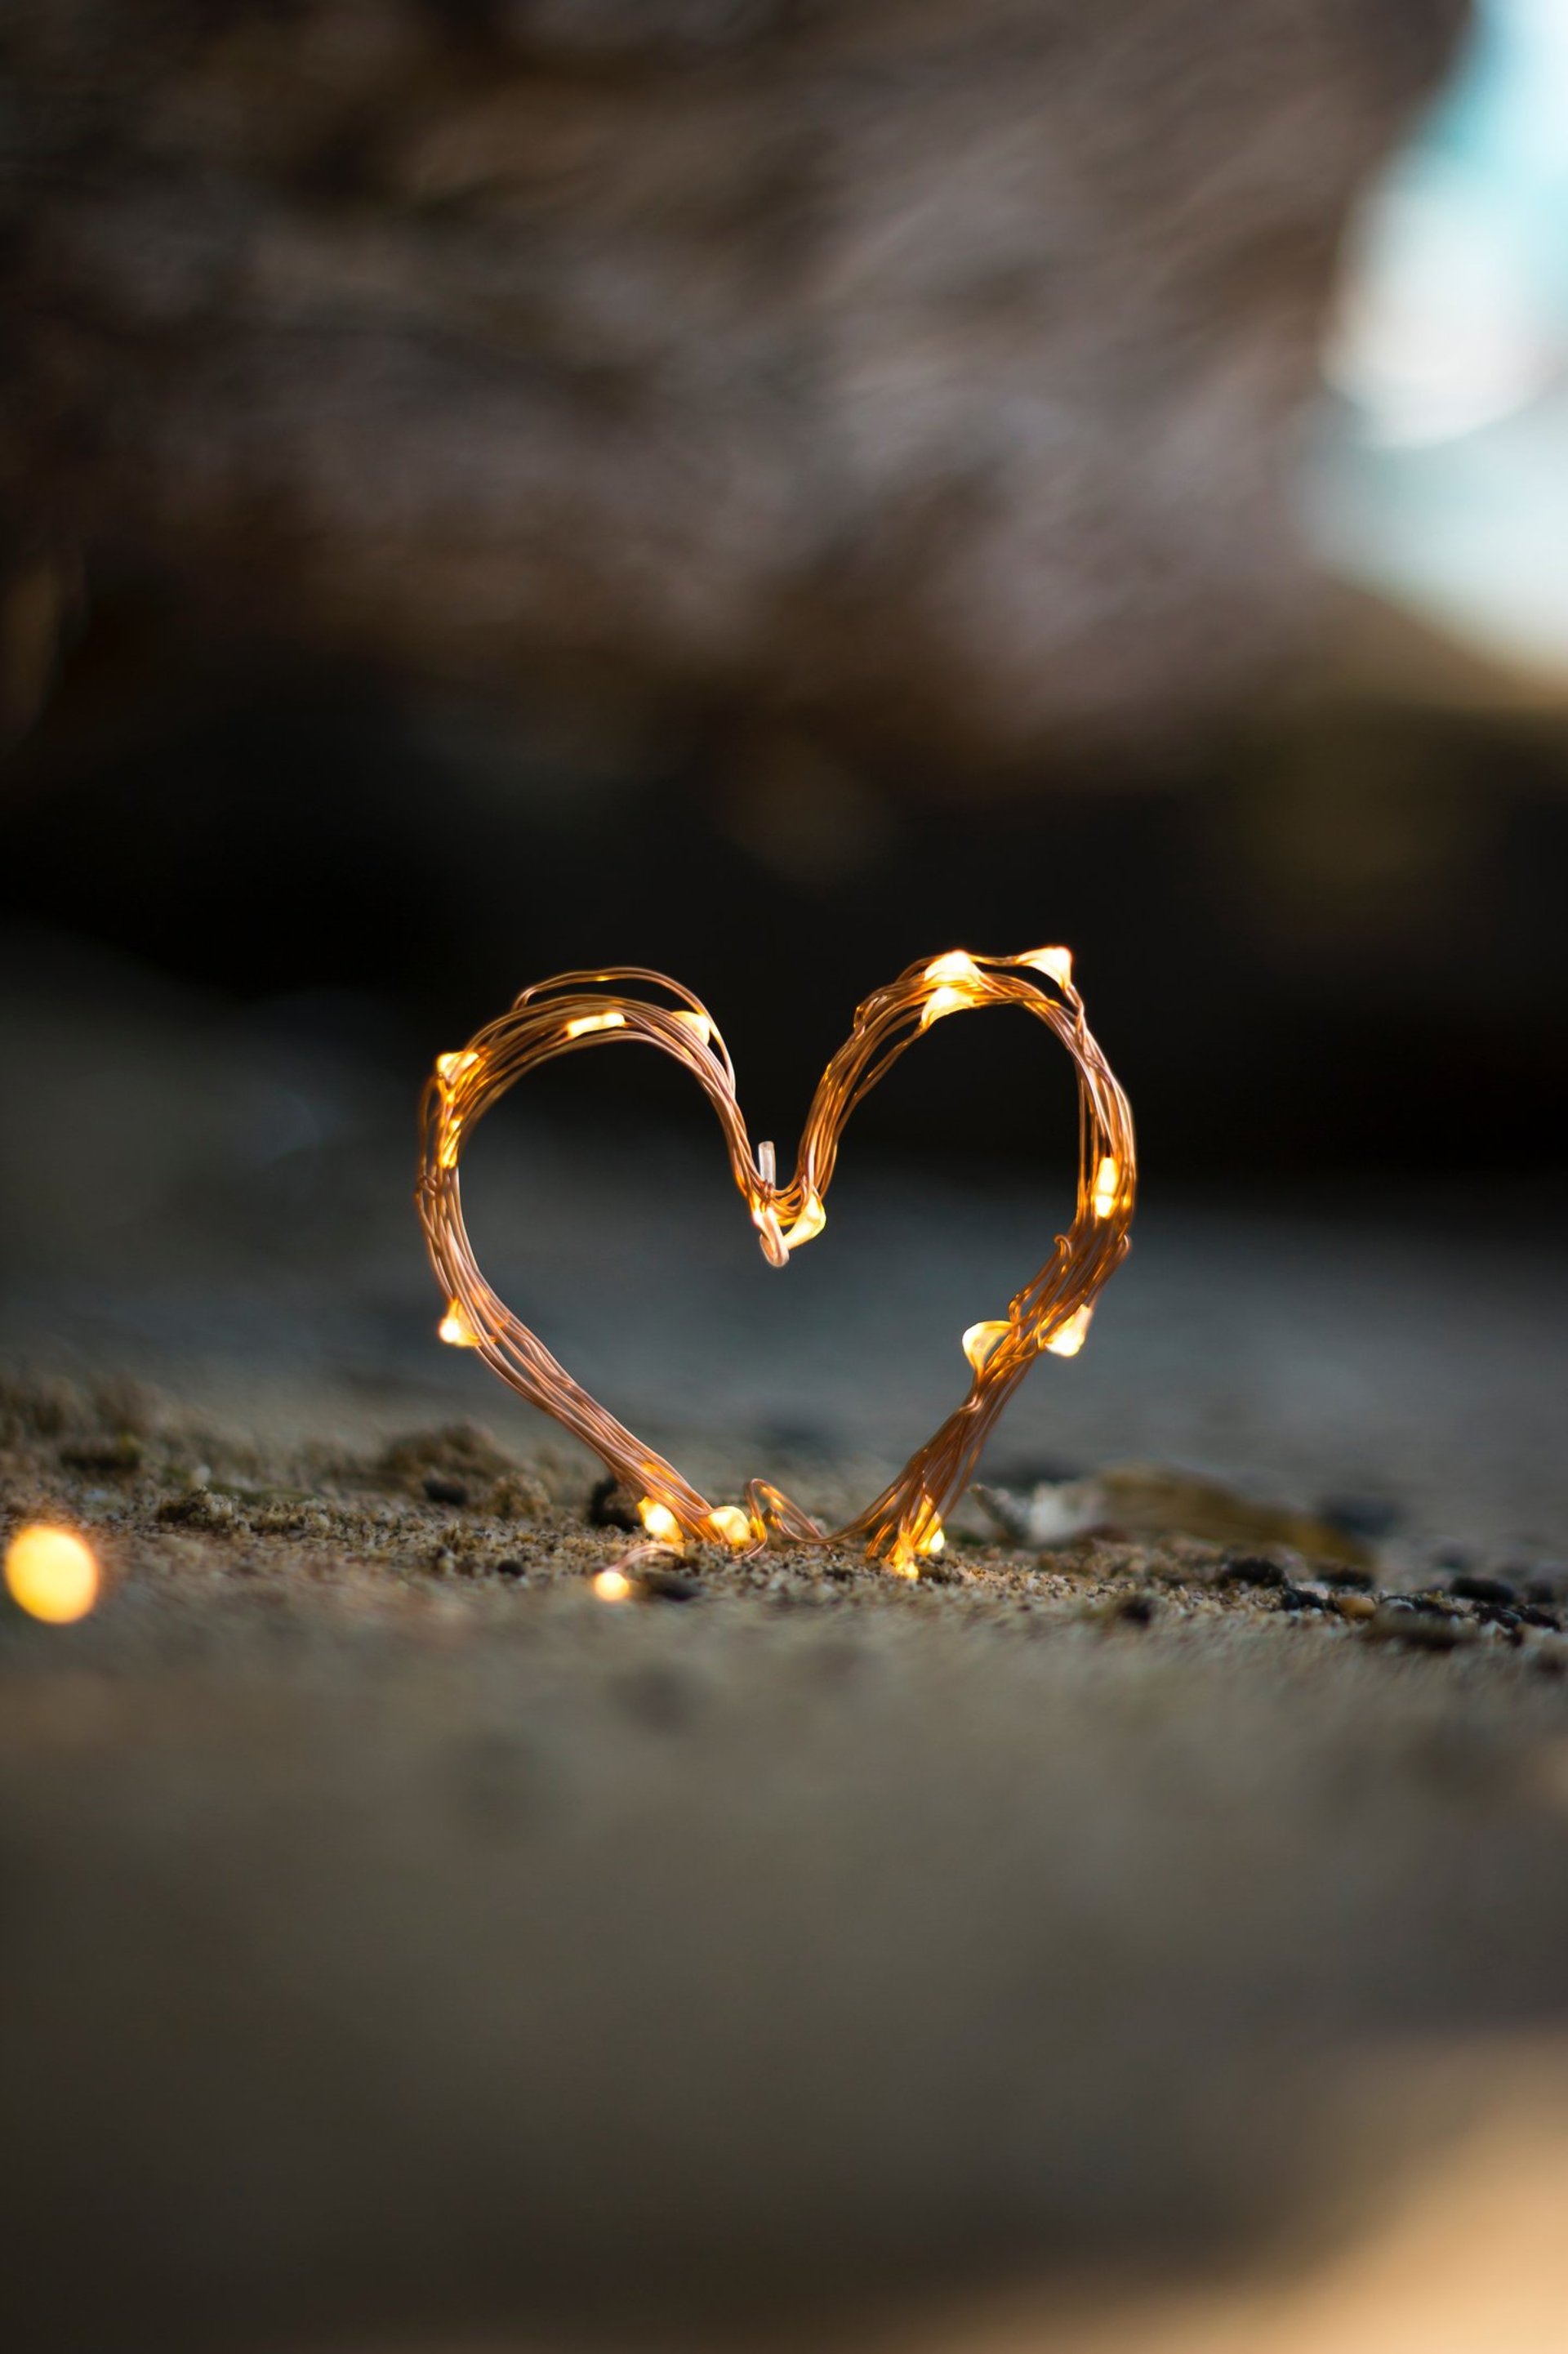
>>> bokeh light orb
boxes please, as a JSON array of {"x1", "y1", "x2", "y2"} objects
[{"x1": 4, "y1": 1525, "x2": 100, "y2": 1624}]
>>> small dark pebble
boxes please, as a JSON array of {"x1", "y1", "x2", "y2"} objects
[
  {"x1": 1318, "y1": 1496, "x2": 1404, "y2": 1540},
  {"x1": 915, "y1": 1555, "x2": 963, "y2": 1586},
  {"x1": 493, "y1": 1557, "x2": 528, "y2": 1580},
  {"x1": 586, "y1": 1476, "x2": 639, "y2": 1532},
  {"x1": 1216, "y1": 1555, "x2": 1287, "y2": 1589},
  {"x1": 1319, "y1": 1567, "x2": 1375, "y2": 1592},
  {"x1": 640, "y1": 1567, "x2": 702, "y2": 1603},
  {"x1": 1449, "y1": 1574, "x2": 1517, "y2": 1606},
  {"x1": 1278, "y1": 1585, "x2": 1333, "y2": 1614},
  {"x1": 1472, "y1": 1602, "x2": 1521, "y2": 1630},
  {"x1": 422, "y1": 1474, "x2": 470, "y2": 1507},
  {"x1": 1518, "y1": 1603, "x2": 1562, "y2": 1631},
  {"x1": 1113, "y1": 1594, "x2": 1156, "y2": 1626},
  {"x1": 155, "y1": 1489, "x2": 235, "y2": 1529}
]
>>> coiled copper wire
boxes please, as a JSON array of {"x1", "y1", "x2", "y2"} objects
[{"x1": 417, "y1": 946, "x2": 1134, "y2": 1575}]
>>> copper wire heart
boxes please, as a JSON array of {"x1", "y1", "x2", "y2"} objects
[{"x1": 416, "y1": 947, "x2": 1134, "y2": 1575}]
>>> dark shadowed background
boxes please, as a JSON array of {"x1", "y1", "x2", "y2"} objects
[
  {"x1": 2, "y1": 0, "x2": 1566, "y2": 1192},
  {"x1": 3, "y1": 0, "x2": 1566, "y2": 1514}
]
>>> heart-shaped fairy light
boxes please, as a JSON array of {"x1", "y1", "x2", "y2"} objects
[{"x1": 416, "y1": 947, "x2": 1134, "y2": 1576}]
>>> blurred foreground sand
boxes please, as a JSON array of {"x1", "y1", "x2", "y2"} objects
[{"x1": 2, "y1": 1375, "x2": 1566, "y2": 2353}]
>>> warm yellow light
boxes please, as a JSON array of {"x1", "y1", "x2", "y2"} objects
[
  {"x1": 886, "y1": 1499, "x2": 946, "y2": 1576},
  {"x1": 962, "y1": 1319, "x2": 1010, "y2": 1373},
  {"x1": 418, "y1": 944, "x2": 1134, "y2": 1576},
  {"x1": 1023, "y1": 946, "x2": 1073, "y2": 991},
  {"x1": 781, "y1": 1189, "x2": 826, "y2": 1253},
  {"x1": 920, "y1": 984, "x2": 973, "y2": 1030},
  {"x1": 1046, "y1": 1304, "x2": 1094, "y2": 1357},
  {"x1": 593, "y1": 1567, "x2": 634, "y2": 1603},
  {"x1": 5, "y1": 1526, "x2": 100, "y2": 1624},
  {"x1": 924, "y1": 950, "x2": 982, "y2": 986}
]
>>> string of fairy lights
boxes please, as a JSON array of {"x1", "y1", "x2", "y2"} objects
[{"x1": 416, "y1": 947, "x2": 1135, "y2": 1576}]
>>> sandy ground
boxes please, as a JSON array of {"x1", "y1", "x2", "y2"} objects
[{"x1": 2, "y1": 1372, "x2": 1567, "y2": 2354}]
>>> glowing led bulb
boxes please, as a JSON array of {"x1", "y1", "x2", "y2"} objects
[
  {"x1": 708, "y1": 1505, "x2": 752, "y2": 1547},
  {"x1": 924, "y1": 950, "x2": 982, "y2": 986},
  {"x1": 887, "y1": 1499, "x2": 945, "y2": 1576},
  {"x1": 593, "y1": 1567, "x2": 634, "y2": 1603},
  {"x1": 962, "y1": 1319, "x2": 1010, "y2": 1372},
  {"x1": 639, "y1": 1498, "x2": 682, "y2": 1543},
  {"x1": 436, "y1": 1050, "x2": 479, "y2": 1084},
  {"x1": 1092, "y1": 1156, "x2": 1120, "y2": 1219},
  {"x1": 438, "y1": 1300, "x2": 478, "y2": 1347},
  {"x1": 1023, "y1": 946, "x2": 1073, "y2": 991},
  {"x1": 1046, "y1": 1304, "x2": 1094, "y2": 1357},
  {"x1": 673, "y1": 1010, "x2": 712, "y2": 1047},
  {"x1": 4, "y1": 1525, "x2": 100, "y2": 1625},
  {"x1": 565, "y1": 1012, "x2": 627, "y2": 1040},
  {"x1": 920, "y1": 985, "x2": 972, "y2": 1030}
]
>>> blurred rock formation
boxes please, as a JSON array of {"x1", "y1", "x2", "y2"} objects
[{"x1": 2, "y1": 0, "x2": 1459, "y2": 762}]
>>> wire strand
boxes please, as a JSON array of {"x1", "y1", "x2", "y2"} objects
[{"x1": 416, "y1": 945, "x2": 1134, "y2": 1576}]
